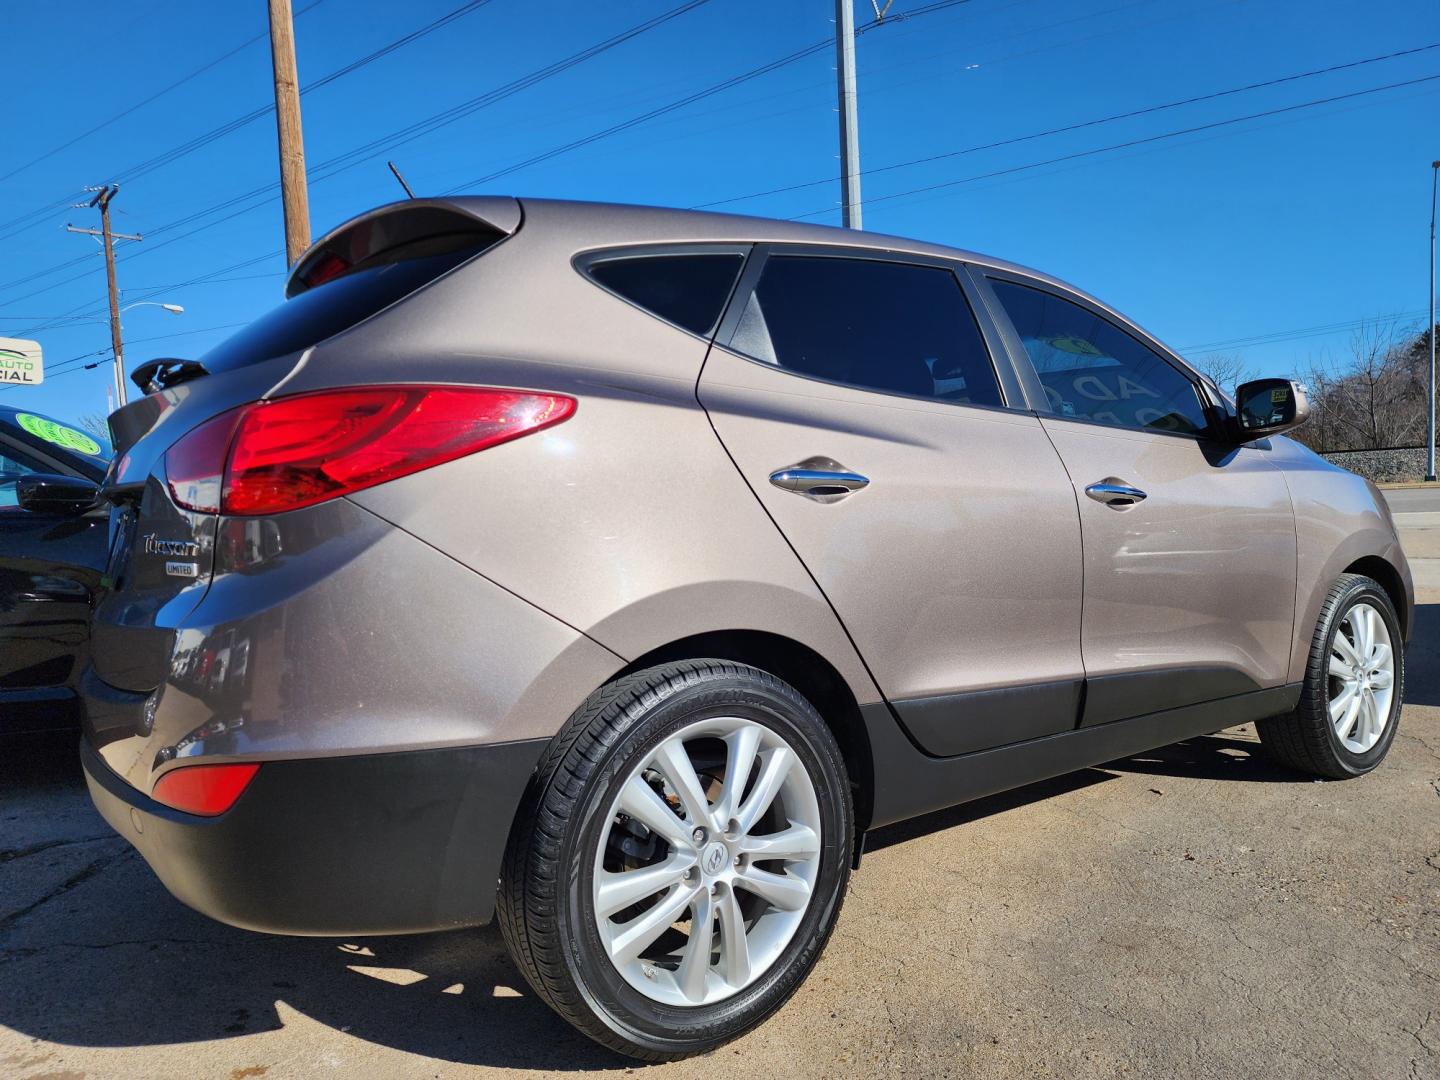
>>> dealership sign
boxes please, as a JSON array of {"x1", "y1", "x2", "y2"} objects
[{"x1": 0, "y1": 337, "x2": 42, "y2": 386}]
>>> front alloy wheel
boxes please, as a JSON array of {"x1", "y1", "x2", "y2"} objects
[
  {"x1": 498, "y1": 660, "x2": 852, "y2": 1061},
  {"x1": 1258, "y1": 573, "x2": 1405, "y2": 778},
  {"x1": 1325, "y1": 601, "x2": 1396, "y2": 754}
]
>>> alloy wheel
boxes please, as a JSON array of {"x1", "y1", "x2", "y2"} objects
[
  {"x1": 1327, "y1": 601, "x2": 1396, "y2": 754},
  {"x1": 591, "y1": 715, "x2": 823, "y2": 1007}
]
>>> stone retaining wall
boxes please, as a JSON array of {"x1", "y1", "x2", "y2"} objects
[{"x1": 1320, "y1": 447, "x2": 1428, "y2": 483}]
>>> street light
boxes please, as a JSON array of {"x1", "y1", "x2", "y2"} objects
[
  {"x1": 111, "y1": 300, "x2": 184, "y2": 407},
  {"x1": 1428, "y1": 160, "x2": 1438, "y2": 483},
  {"x1": 120, "y1": 302, "x2": 184, "y2": 316}
]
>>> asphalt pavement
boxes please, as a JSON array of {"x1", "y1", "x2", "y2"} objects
[
  {"x1": 2, "y1": 525, "x2": 1437, "y2": 1079},
  {"x1": 1384, "y1": 486, "x2": 1440, "y2": 514}
]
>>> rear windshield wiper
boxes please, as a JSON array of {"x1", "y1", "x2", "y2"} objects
[{"x1": 131, "y1": 357, "x2": 209, "y2": 394}]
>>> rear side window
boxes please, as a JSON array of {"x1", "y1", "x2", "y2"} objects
[
  {"x1": 988, "y1": 279, "x2": 1208, "y2": 434},
  {"x1": 586, "y1": 254, "x2": 743, "y2": 336},
  {"x1": 199, "y1": 240, "x2": 496, "y2": 375},
  {"x1": 729, "y1": 255, "x2": 1003, "y2": 407}
]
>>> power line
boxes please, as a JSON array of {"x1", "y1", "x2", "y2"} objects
[
  {"x1": 0, "y1": 0, "x2": 715, "y2": 305},
  {"x1": 70, "y1": 0, "x2": 955, "y2": 284},
  {"x1": 5, "y1": 252, "x2": 281, "y2": 339},
  {"x1": 0, "y1": 322, "x2": 249, "y2": 392},
  {"x1": 787, "y1": 71, "x2": 1440, "y2": 219},
  {"x1": 693, "y1": 42, "x2": 1440, "y2": 210},
  {"x1": 20, "y1": 65, "x2": 1431, "y2": 329},
  {"x1": 1179, "y1": 309, "x2": 1433, "y2": 353},
  {"x1": 444, "y1": 0, "x2": 978, "y2": 192},
  {"x1": 0, "y1": 0, "x2": 330, "y2": 188},
  {"x1": 0, "y1": 0, "x2": 492, "y2": 248}
]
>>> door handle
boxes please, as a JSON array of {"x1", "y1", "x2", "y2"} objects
[
  {"x1": 769, "y1": 458, "x2": 870, "y2": 503},
  {"x1": 1085, "y1": 480, "x2": 1147, "y2": 507}
]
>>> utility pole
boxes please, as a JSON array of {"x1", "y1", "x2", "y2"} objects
[
  {"x1": 1427, "y1": 159, "x2": 1438, "y2": 483},
  {"x1": 268, "y1": 0, "x2": 311, "y2": 266},
  {"x1": 67, "y1": 185, "x2": 141, "y2": 409},
  {"x1": 834, "y1": 0, "x2": 863, "y2": 229}
]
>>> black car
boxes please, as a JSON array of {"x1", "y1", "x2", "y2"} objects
[{"x1": 1, "y1": 404, "x2": 111, "y2": 732}]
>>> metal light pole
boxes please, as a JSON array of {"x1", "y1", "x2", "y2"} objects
[
  {"x1": 1428, "y1": 160, "x2": 1438, "y2": 482},
  {"x1": 834, "y1": 0, "x2": 862, "y2": 229}
]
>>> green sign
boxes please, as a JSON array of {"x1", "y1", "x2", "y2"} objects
[{"x1": 16, "y1": 412, "x2": 103, "y2": 456}]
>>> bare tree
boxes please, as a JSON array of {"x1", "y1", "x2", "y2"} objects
[
  {"x1": 77, "y1": 413, "x2": 110, "y2": 444},
  {"x1": 1192, "y1": 352, "x2": 1250, "y2": 394},
  {"x1": 1292, "y1": 320, "x2": 1430, "y2": 452}
]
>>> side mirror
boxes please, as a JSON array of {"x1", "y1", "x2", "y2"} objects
[
  {"x1": 15, "y1": 473, "x2": 102, "y2": 516},
  {"x1": 1233, "y1": 378, "x2": 1310, "y2": 441}
]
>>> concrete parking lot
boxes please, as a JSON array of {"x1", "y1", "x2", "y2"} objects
[{"x1": 3, "y1": 504, "x2": 1437, "y2": 1079}]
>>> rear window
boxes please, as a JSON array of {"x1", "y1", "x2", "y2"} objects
[
  {"x1": 585, "y1": 253, "x2": 743, "y2": 336},
  {"x1": 199, "y1": 242, "x2": 492, "y2": 375}
]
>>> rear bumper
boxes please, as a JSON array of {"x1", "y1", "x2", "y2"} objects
[{"x1": 81, "y1": 734, "x2": 545, "y2": 936}]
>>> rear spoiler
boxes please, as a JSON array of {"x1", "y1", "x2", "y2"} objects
[{"x1": 285, "y1": 196, "x2": 522, "y2": 299}]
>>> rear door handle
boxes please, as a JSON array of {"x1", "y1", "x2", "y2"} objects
[
  {"x1": 1085, "y1": 480, "x2": 1147, "y2": 507},
  {"x1": 769, "y1": 458, "x2": 870, "y2": 503}
]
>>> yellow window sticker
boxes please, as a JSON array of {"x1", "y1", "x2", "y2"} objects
[{"x1": 1043, "y1": 335, "x2": 1106, "y2": 358}]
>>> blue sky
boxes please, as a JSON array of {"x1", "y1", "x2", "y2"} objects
[{"x1": 2, "y1": 0, "x2": 1437, "y2": 425}]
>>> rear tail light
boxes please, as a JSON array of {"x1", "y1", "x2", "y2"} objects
[
  {"x1": 165, "y1": 410, "x2": 245, "y2": 513},
  {"x1": 151, "y1": 762, "x2": 260, "y2": 816},
  {"x1": 164, "y1": 386, "x2": 574, "y2": 516}
]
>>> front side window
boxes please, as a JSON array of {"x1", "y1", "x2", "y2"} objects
[
  {"x1": 730, "y1": 255, "x2": 1004, "y2": 407},
  {"x1": 0, "y1": 443, "x2": 42, "y2": 510},
  {"x1": 988, "y1": 279, "x2": 1208, "y2": 434}
]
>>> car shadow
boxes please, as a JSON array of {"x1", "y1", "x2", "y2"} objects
[
  {"x1": 1403, "y1": 603, "x2": 1439, "y2": 706},
  {"x1": 1, "y1": 669, "x2": 1420, "y2": 1068},
  {"x1": 1103, "y1": 731, "x2": 1312, "y2": 783},
  {"x1": 865, "y1": 768, "x2": 1115, "y2": 852},
  {"x1": 0, "y1": 734, "x2": 625, "y2": 1071}
]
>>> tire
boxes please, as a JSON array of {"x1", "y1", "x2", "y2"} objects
[
  {"x1": 1257, "y1": 573, "x2": 1404, "y2": 779},
  {"x1": 497, "y1": 660, "x2": 853, "y2": 1061}
]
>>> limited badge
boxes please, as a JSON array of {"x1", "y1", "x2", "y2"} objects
[{"x1": 165, "y1": 561, "x2": 199, "y2": 579}]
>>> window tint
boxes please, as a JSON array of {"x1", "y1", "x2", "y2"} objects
[
  {"x1": 989, "y1": 279, "x2": 1208, "y2": 434},
  {"x1": 731, "y1": 256, "x2": 1003, "y2": 407},
  {"x1": 200, "y1": 242, "x2": 494, "y2": 375},
  {"x1": 0, "y1": 443, "x2": 41, "y2": 510},
  {"x1": 0, "y1": 444, "x2": 42, "y2": 475},
  {"x1": 587, "y1": 254, "x2": 743, "y2": 336}
]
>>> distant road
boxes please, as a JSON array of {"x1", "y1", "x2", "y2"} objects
[{"x1": 1383, "y1": 487, "x2": 1440, "y2": 513}]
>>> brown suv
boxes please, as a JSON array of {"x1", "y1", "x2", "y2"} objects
[{"x1": 80, "y1": 198, "x2": 1411, "y2": 1060}]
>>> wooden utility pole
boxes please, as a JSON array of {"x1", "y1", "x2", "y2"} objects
[
  {"x1": 268, "y1": 0, "x2": 311, "y2": 266},
  {"x1": 67, "y1": 185, "x2": 141, "y2": 408}
]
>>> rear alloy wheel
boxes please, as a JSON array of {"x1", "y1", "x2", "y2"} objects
[
  {"x1": 498, "y1": 660, "x2": 852, "y2": 1061},
  {"x1": 593, "y1": 714, "x2": 823, "y2": 1007},
  {"x1": 1258, "y1": 573, "x2": 1404, "y2": 778}
]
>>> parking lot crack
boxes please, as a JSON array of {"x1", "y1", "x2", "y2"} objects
[
  {"x1": 0, "y1": 844, "x2": 133, "y2": 934},
  {"x1": 1, "y1": 935, "x2": 232, "y2": 960},
  {"x1": 0, "y1": 834, "x2": 117, "y2": 865}
]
